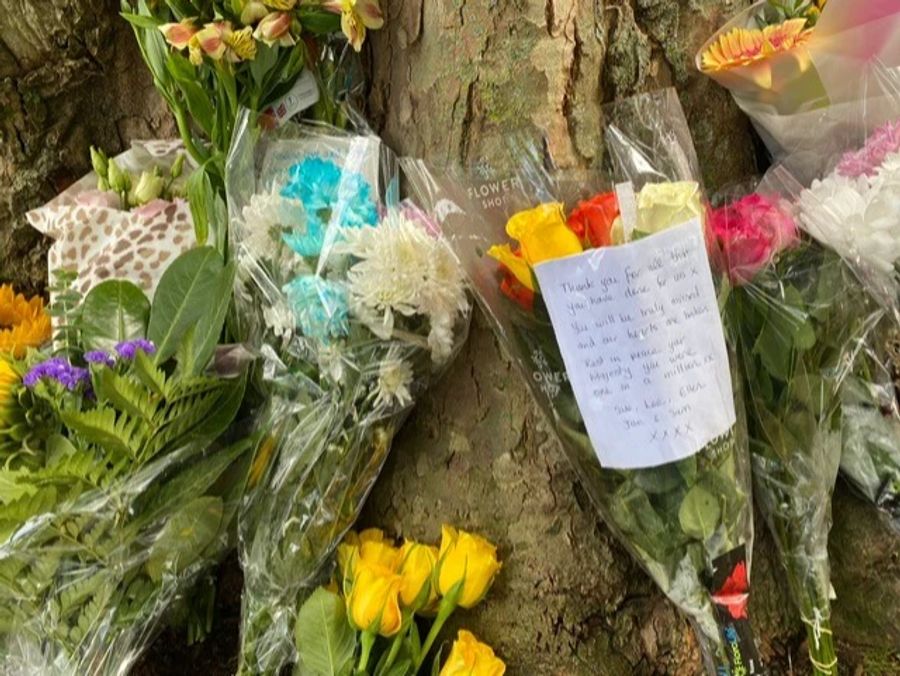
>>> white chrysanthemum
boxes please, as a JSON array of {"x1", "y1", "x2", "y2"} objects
[
  {"x1": 263, "y1": 300, "x2": 294, "y2": 340},
  {"x1": 374, "y1": 349, "x2": 414, "y2": 410},
  {"x1": 337, "y1": 210, "x2": 468, "y2": 362},
  {"x1": 317, "y1": 343, "x2": 346, "y2": 384},
  {"x1": 240, "y1": 188, "x2": 306, "y2": 262}
]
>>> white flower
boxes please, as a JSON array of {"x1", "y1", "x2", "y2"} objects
[
  {"x1": 317, "y1": 343, "x2": 346, "y2": 384},
  {"x1": 798, "y1": 169, "x2": 900, "y2": 274},
  {"x1": 337, "y1": 209, "x2": 468, "y2": 362},
  {"x1": 374, "y1": 349, "x2": 414, "y2": 410},
  {"x1": 263, "y1": 300, "x2": 295, "y2": 339},
  {"x1": 241, "y1": 187, "x2": 306, "y2": 263}
]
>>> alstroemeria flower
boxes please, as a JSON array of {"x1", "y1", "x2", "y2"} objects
[
  {"x1": 159, "y1": 19, "x2": 198, "y2": 50},
  {"x1": 263, "y1": 0, "x2": 297, "y2": 8},
  {"x1": 322, "y1": 0, "x2": 384, "y2": 52},
  {"x1": 701, "y1": 19, "x2": 811, "y2": 72},
  {"x1": 240, "y1": 1, "x2": 270, "y2": 25},
  {"x1": 254, "y1": 12, "x2": 295, "y2": 47},
  {"x1": 187, "y1": 22, "x2": 257, "y2": 65}
]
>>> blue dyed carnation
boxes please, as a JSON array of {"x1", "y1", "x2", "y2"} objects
[
  {"x1": 280, "y1": 156, "x2": 379, "y2": 257},
  {"x1": 283, "y1": 276, "x2": 350, "y2": 344}
]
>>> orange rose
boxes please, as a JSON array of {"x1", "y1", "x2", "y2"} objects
[{"x1": 567, "y1": 192, "x2": 620, "y2": 248}]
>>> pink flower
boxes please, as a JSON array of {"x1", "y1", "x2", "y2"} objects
[
  {"x1": 133, "y1": 198, "x2": 177, "y2": 220},
  {"x1": 708, "y1": 194, "x2": 798, "y2": 285},
  {"x1": 837, "y1": 120, "x2": 900, "y2": 178}
]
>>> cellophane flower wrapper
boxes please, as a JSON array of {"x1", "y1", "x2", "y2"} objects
[
  {"x1": 25, "y1": 141, "x2": 198, "y2": 305},
  {"x1": 697, "y1": 0, "x2": 900, "y2": 159},
  {"x1": 766, "y1": 154, "x2": 900, "y2": 534},
  {"x1": 404, "y1": 89, "x2": 759, "y2": 675},
  {"x1": 227, "y1": 110, "x2": 471, "y2": 674},
  {"x1": 710, "y1": 173, "x2": 889, "y2": 675},
  {"x1": 0, "y1": 332, "x2": 251, "y2": 671}
]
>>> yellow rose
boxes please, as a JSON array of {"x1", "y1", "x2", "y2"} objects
[
  {"x1": 437, "y1": 525, "x2": 501, "y2": 608},
  {"x1": 506, "y1": 203, "x2": 582, "y2": 265},
  {"x1": 635, "y1": 181, "x2": 704, "y2": 236},
  {"x1": 398, "y1": 541, "x2": 439, "y2": 609},
  {"x1": 337, "y1": 528, "x2": 399, "y2": 582},
  {"x1": 439, "y1": 630, "x2": 506, "y2": 676},
  {"x1": 485, "y1": 244, "x2": 534, "y2": 292},
  {"x1": 346, "y1": 558, "x2": 403, "y2": 636}
]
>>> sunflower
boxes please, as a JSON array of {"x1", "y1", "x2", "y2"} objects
[
  {"x1": 0, "y1": 285, "x2": 52, "y2": 358},
  {"x1": 0, "y1": 357, "x2": 17, "y2": 427}
]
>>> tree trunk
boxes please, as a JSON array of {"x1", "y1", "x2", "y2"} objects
[{"x1": 0, "y1": 2, "x2": 898, "y2": 675}]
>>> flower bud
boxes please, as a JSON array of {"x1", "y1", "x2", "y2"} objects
[
  {"x1": 90, "y1": 146, "x2": 108, "y2": 179},
  {"x1": 253, "y1": 11, "x2": 295, "y2": 47},
  {"x1": 129, "y1": 169, "x2": 166, "y2": 206},
  {"x1": 170, "y1": 153, "x2": 186, "y2": 180},
  {"x1": 107, "y1": 159, "x2": 130, "y2": 194},
  {"x1": 439, "y1": 630, "x2": 506, "y2": 676},
  {"x1": 346, "y1": 559, "x2": 403, "y2": 637},
  {"x1": 398, "y1": 541, "x2": 439, "y2": 609},
  {"x1": 436, "y1": 525, "x2": 501, "y2": 608},
  {"x1": 240, "y1": 1, "x2": 270, "y2": 25}
]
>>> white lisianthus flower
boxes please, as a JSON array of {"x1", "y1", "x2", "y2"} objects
[
  {"x1": 374, "y1": 348, "x2": 414, "y2": 410},
  {"x1": 337, "y1": 209, "x2": 468, "y2": 362}
]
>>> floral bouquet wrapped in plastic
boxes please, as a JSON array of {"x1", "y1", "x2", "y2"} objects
[
  {"x1": 404, "y1": 90, "x2": 760, "y2": 675},
  {"x1": 0, "y1": 242, "x2": 251, "y2": 674},
  {"x1": 226, "y1": 112, "x2": 471, "y2": 674},
  {"x1": 709, "y1": 179, "x2": 888, "y2": 675},
  {"x1": 697, "y1": 0, "x2": 900, "y2": 158}
]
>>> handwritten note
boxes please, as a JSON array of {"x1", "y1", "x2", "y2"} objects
[{"x1": 534, "y1": 218, "x2": 735, "y2": 470}]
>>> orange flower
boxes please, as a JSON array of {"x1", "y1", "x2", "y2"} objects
[
  {"x1": 701, "y1": 18, "x2": 811, "y2": 72},
  {"x1": 0, "y1": 285, "x2": 51, "y2": 358},
  {"x1": 567, "y1": 192, "x2": 620, "y2": 248}
]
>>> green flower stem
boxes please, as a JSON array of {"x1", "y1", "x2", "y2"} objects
[
  {"x1": 804, "y1": 617, "x2": 838, "y2": 676},
  {"x1": 357, "y1": 630, "x2": 376, "y2": 674},
  {"x1": 380, "y1": 614, "x2": 412, "y2": 674},
  {"x1": 414, "y1": 588, "x2": 460, "y2": 673}
]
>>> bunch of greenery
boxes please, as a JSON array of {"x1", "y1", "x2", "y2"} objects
[
  {"x1": 0, "y1": 247, "x2": 252, "y2": 674},
  {"x1": 756, "y1": 0, "x2": 827, "y2": 28}
]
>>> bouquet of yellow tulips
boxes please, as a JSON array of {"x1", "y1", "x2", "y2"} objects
[
  {"x1": 404, "y1": 90, "x2": 761, "y2": 675},
  {"x1": 294, "y1": 526, "x2": 504, "y2": 676}
]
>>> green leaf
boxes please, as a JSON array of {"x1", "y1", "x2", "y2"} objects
[
  {"x1": 430, "y1": 646, "x2": 445, "y2": 676},
  {"x1": 94, "y1": 368, "x2": 158, "y2": 420},
  {"x1": 120, "y1": 11, "x2": 160, "y2": 30},
  {"x1": 148, "y1": 246, "x2": 226, "y2": 363},
  {"x1": 295, "y1": 587, "x2": 357, "y2": 676},
  {"x1": 678, "y1": 484, "x2": 722, "y2": 541},
  {"x1": 186, "y1": 168, "x2": 212, "y2": 246},
  {"x1": 79, "y1": 280, "x2": 151, "y2": 352},
  {"x1": 146, "y1": 496, "x2": 224, "y2": 582},
  {"x1": 181, "y1": 261, "x2": 236, "y2": 375}
]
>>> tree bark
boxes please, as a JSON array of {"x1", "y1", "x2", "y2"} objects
[{"x1": 0, "y1": 2, "x2": 898, "y2": 675}]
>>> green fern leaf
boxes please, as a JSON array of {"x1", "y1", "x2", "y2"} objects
[
  {"x1": 60, "y1": 407, "x2": 146, "y2": 459},
  {"x1": 95, "y1": 368, "x2": 159, "y2": 421}
]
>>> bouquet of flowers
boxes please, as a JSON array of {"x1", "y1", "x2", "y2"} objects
[
  {"x1": 226, "y1": 113, "x2": 471, "y2": 674},
  {"x1": 0, "y1": 241, "x2": 251, "y2": 673},
  {"x1": 404, "y1": 90, "x2": 760, "y2": 675},
  {"x1": 123, "y1": 0, "x2": 383, "y2": 249},
  {"x1": 708, "y1": 181, "x2": 888, "y2": 675},
  {"x1": 293, "y1": 524, "x2": 503, "y2": 676},
  {"x1": 697, "y1": 0, "x2": 900, "y2": 158}
]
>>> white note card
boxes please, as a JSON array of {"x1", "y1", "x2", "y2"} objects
[{"x1": 534, "y1": 218, "x2": 735, "y2": 470}]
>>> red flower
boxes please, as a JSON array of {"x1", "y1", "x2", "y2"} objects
[
  {"x1": 567, "y1": 192, "x2": 620, "y2": 248},
  {"x1": 497, "y1": 248, "x2": 534, "y2": 311}
]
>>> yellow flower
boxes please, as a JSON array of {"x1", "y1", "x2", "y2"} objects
[
  {"x1": 0, "y1": 357, "x2": 18, "y2": 428},
  {"x1": 439, "y1": 630, "x2": 506, "y2": 676},
  {"x1": 338, "y1": 528, "x2": 401, "y2": 585},
  {"x1": 187, "y1": 22, "x2": 257, "y2": 65},
  {"x1": 263, "y1": 0, "x2": 297, "y2": 9},
  {"x1": 0, "y1": 285, "x2": 51, "y2": 358},
  {"x1": 346, "y1": 557, "x2": 403, "y2": 636},
  {"x1": 398, "y1": 540, "x2": 439, "y2": 609},
  {"x1": 486, "y1": 244, "x2": 534, "y2": 292},
  {"x1": 635, "y1": 181, "x2": 704, "y2": 236},
  {"x1": 437, "y1": 525, "x2": 501, "y2": 609},
  {"x1": 506, "y1": 203, "x2": 582, "y2": 265},
  {"x1": 240, "y1": 1, "x2": 271, "y2": 25},
  {"x1": 701, "y1": 19, "x2": 811, "y2": 72},
  {"x1": 224, "y1": 25, "x2": 258, "y2": 61},
  {"x1": 322, "y1": 0, "x2": 384, "y2": 52},
  {"x1": 254, "y1": 11, "x2": 295, "y2": 47}
]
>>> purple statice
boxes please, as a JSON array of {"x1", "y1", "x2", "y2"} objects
[
  {"x1": 23, "y1": 357, "x2": 91, "y2": 392},
  {"x1": 84, "y1": 350, "x2": 116, "y2": 367},
  {"x1": 114, "y1": 339, "x2": 157, "y2": 360},
  {"x1": 837, "y1": 120, "x2": 900, "y2": 178}
]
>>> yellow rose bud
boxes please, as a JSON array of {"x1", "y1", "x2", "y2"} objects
[
  {"x1": 439, "y1": 630, "x2": 506, "y2": 676},
  {"x1": 346, "y1": 559, "x2": 403, "y2": 637},
  {"x1": 635, "y1": 181, "x2": 703, "y2": 237},
  {"x1": 505, "y1": 203, "x2": 583, "y2": 266},
  {"x1": 437, "y1": 525, "x2": 501, "y2": 608},
  {"x1": 398, "y1": 541, "x2": 439, "y2": 609}
]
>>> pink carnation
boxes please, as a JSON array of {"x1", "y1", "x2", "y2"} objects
[
  {"x1": 708, "y1": 194, "x2": 798, "y2": 285},
  {"x1": 837, "y1": 120, "x2": 900, "y2": 178}
]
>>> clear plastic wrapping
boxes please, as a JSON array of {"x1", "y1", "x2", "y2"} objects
[
  {"x1": 226, "y1": 111, "x2": 471, "y2": 675},
  {"x1": 697, "y1": 0, "x2": 900, "y2": 159},
  {"x1": 403, "y1": 90, "x2": 759, "y2": 675},
  {"x1": 709, "y1": 172, "x2": 890, "y2": 675}
]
